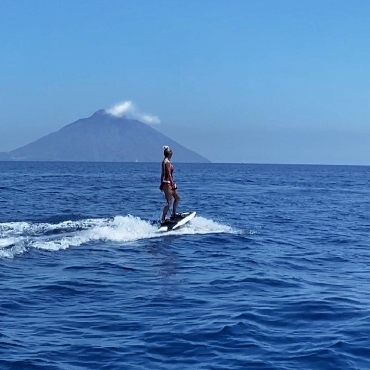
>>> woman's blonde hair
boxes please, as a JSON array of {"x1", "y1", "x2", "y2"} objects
[{"x1": 163, "y1": 145, "x2": 172, "y2": 157}]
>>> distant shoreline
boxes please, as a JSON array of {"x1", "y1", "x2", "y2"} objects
[{"x1": 0, "y1": 160, "x2": 368, "y2": 167}]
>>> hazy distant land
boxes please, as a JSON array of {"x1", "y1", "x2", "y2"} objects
[{"x1": 0, "y1": 110, "x2": 210, "y2": 163}]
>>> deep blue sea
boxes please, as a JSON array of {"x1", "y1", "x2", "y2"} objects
[{"x1": 1, "y1": 162, "x2": 370, "y2": 370}]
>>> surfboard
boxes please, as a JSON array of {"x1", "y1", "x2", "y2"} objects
[{"x1": 158, "y1": 211, "x2": 196, "y2": 232}]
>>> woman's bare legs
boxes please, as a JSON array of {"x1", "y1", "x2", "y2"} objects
[
  {"x1": 171, "y1": 190, "x2": 180, "y2": 216},
  {"x1": 162, "y1": 184, "x2": 173, "y2": 222}
]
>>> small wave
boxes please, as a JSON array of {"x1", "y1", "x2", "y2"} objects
[
  {"x1": 0, "y1": 238, "x2": 16, "y2": 248},
  {"x1": 0, "y1": 239, "x2": 26, "y2": 259},
  {"x1": 0, "y1": 215, "x2": 235, "y2": 259}
]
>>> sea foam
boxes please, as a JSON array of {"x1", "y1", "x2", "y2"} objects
[{"x1": 0, "y1": 215, "x2": 234, "y2": 259}]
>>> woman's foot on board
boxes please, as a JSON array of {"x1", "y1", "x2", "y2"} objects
[{"x1": 170, "y1": 212, "x2": 182, "y2": 220}]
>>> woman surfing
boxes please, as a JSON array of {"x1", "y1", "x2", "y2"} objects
[{"x1": 159, "y1": 145, "x2": 181, "y2": 223}]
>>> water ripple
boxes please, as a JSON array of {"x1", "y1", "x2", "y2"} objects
[{"x1": 1, "y1": 162, "x2": 370, "y2": 369}]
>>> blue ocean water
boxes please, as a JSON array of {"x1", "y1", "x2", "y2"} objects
[{"x1": 1, "y1": 162, "x2": 370, "y2": 370}]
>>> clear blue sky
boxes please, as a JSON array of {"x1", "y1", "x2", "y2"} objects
[{"x1": 1, "y1": 0, "x2": 369, "y2": 164}]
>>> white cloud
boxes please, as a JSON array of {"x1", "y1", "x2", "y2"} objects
[
  {"x1": 141, "y1": 114, "x2": 161, "y2": 124},
  {"x1": 106, "y1": 101, "x2": 161, "y2": 124},
  {"x1": 106, "y1": 101, "x2": 133, "y2": 117}
]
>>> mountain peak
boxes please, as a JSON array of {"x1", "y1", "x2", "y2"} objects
[
  {"x1": 92, "y1": 109, "x2": 109, "y2": 117},
  {"x1": 92, "y1": 109, "x2": 127, "y2": 119},
  {"x1": 93, "y1": 109, "x2": 106, "y2": 115}
]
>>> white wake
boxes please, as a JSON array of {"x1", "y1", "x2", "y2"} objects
[{"x1": 0, "y1": 215, "x2": 234, "y2": 259}]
